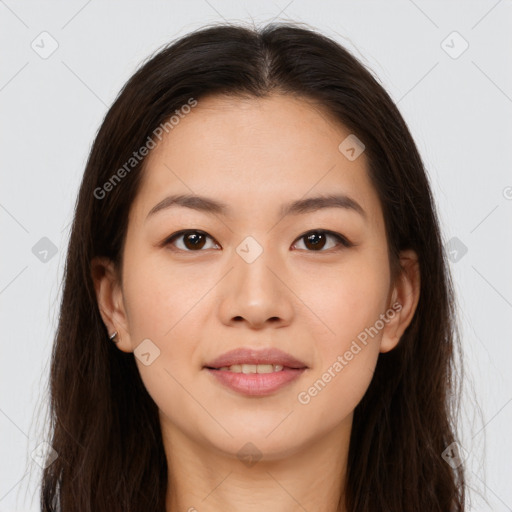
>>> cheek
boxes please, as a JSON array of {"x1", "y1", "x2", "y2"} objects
[
  {"x1": 295, "y1": 346, "x2": 378, "y2": 437},
  {"x1": 121, "y1": 255, "x2": 211, "y2": 387},
  {"x1": 293, "y1": 252, "x2": 389, "y2": 409},
  {"x1": 297, "y1": 252, "x2": 390, "y2": 344},
  {"x1": 123, "y1": 252, "x2": 209, "y2": 340}
]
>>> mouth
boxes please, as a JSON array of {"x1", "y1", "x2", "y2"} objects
[{"x1": 203, "y1": 347, "x2": 308, "y2": 396}]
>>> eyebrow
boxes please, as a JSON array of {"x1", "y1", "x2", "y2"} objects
[{"x1": 145, "y1": 193, "x2": 366, "y2": 221}]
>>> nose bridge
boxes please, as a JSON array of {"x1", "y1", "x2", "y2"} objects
[{"x1": 217, "y1": 235, "x2": 294, "y2": 327}]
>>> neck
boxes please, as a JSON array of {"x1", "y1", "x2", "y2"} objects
[{"x1": 162, "y1": 416, "x2": 351, "y2": 512}]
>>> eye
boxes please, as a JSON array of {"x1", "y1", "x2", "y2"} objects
[
  {"x1": 292, "y1": 230, "x2": 353, "y2": 252},
  {"x1": 163, "y1": 229, "x2": 352, "y2": 253},
  {"x1": 164, "y1": 230, "x2": 220, "y2": 251}
]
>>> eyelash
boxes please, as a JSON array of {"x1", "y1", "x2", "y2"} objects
[{"x1": 163, "y1": 229, "x2": 353, "y2": 253}]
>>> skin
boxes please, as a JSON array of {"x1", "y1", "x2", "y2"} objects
[{"x1": 92, "y1": 94, "x2": 420, "y2": 512}]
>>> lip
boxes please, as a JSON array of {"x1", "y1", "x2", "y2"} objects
[
  {"x1": 203, "y1": 347, "x2": 308, "y2": 397},
  {"x1": 204, "y1": 347, "x2": 308, "y2": 369},
  {"x1": 206, "y1": 367, "x2": 306, "y2": 396}
]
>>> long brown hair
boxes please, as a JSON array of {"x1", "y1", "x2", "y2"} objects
[{"x1": 41, "y1": 21, "x2": 465, "y2": 511}]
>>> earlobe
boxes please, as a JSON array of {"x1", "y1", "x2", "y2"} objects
[
  {"x1": 90, "y1": 257, "x2": 133, "y2": 353},
  {"x1": 380, "y1": 249, "x2": 421, "y2": 353}
]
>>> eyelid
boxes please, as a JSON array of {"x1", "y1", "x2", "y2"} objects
[{"x1": 163, "y1": 229, "x2": 354, "y2": 252}]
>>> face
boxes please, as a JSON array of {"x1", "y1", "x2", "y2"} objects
[{"x1": 94, "y1": 94, "x2": 418, "y2": 461}]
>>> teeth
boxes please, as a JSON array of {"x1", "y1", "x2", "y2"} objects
[
  {"x1": 242, "y1": 364, "x2": 257, "y2": 374},
  {"x1": 218, "y1": 364, "x2": 284, "y2": 373}
]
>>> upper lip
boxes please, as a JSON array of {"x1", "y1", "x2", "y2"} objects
[{"x1": 204, "y1": 347, "x2": 308, "y2": 369}]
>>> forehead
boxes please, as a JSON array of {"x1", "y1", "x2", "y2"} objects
[{"x1": 132, "y1": 94, "x2": 380, "y2": 223}]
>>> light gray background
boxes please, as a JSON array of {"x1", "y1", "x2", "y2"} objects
[{"x1": 1, "y1": 1, "x2": 511, "y2": 510}]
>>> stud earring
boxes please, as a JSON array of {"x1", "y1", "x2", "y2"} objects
[{"x1": 109, "y1": 331, "x2": 119, "y2": 343}]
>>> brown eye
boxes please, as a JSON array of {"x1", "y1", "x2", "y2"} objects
[
  {"x1": 293, "y1": 230, "x2": 352, "y2": 252},
  {"x1": 164, "y1": 229, "x2": 351, "y2": 253},
  {"x1": 182, "y1": 232, "x2": 206, "y2": 250},
  {"x1": 303, "y1": 232, "x2": 328, "y2": 250},
  {"x1": 165, "y1": 230, "x2": 219, "y2": 251}
]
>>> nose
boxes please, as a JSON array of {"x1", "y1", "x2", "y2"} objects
[{"x1": 217, "y1": 249, "x2": 295, "y2": 329}]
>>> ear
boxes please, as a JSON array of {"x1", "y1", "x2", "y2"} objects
[
  {"x1": 90, "y1": 256, "x2": 134, "y2": 353},
  {"x1": 380, "y1": 249, "x2": 421, "y2": 353}
]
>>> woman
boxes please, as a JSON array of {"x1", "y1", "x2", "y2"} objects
[{"x1": 41, "y1": 22, "x2": 465, "y2": 511}]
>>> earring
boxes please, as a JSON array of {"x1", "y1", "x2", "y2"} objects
[{"x1": 109, "y1": 331, "x2": 119, "y2": 343}]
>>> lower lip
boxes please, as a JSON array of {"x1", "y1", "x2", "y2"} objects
[{"x1": 205, "y1": 367, "x2": 306, "y2": 396}]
